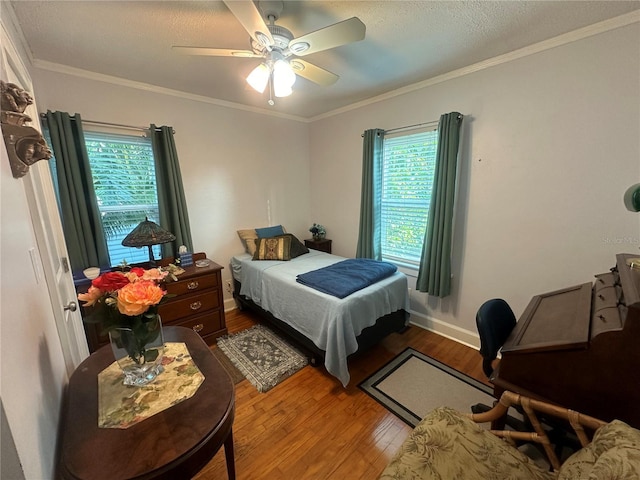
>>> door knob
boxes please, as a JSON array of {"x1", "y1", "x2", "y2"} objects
[{"x1": 64, "y1": 301, "x2": 78, "y2": 312}]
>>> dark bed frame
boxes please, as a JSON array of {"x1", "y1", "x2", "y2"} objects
[{"x1": 233, "y1": 279, "x2": 408, "y2": 366}]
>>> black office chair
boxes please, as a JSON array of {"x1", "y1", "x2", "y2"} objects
[
  {"x1": 476, "y1": 298, "x2": 516, "y2": 379},
  {"x1": 471, "y1": 298, "x2": 516, "y2": 418}
]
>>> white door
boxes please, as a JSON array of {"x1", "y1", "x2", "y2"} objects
[{"x1": 1, "y1": 23, "x2": 89, "y2": 375}]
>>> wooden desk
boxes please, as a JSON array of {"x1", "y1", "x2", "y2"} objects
[
  {"x1": 58, "y1": 327, "x2": 235, "y2": 480},
  {"x1": 493, "y1": 253, "x2": 640, "y2": 427}
]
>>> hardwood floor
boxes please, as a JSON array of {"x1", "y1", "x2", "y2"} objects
[{"x1": 194, "y1": 308, "x2": 489, "y2": 480}]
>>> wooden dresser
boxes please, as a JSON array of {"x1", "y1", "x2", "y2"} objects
[
  {"x1": 81, "y1": 255, "x2": 226, "y2": 352},
  {"x1": 159, "y1": 259, "x2": 226, "y2": 345}
]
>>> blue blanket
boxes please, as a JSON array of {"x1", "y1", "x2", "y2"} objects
[{"x1": 296, "y1": 258, "x2": 397, "y2": 298}]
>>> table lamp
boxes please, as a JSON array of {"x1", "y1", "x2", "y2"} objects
[{"x1": 121, "y1": 217, "x2": 176, "y2": 266}]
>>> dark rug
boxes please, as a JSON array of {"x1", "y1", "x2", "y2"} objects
[
  {"x1": 216, "y1": 325, "x2": 308, "y2": 393},
  {"x1": 359, "y1": 347, "x2": 494, "y2": 427}
]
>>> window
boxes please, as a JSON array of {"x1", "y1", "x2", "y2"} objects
[
  {"x1": 381, "y1": 128, "x2": 438, "y2": 267},
  {"x1": 83, "y1": 131, "x2": 160, "y2": 266}
]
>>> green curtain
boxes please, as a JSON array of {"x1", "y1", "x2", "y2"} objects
[
  {"x1": 416, "y1": 112, "x2": 463, "y2": 297},
  {"x1": 356, "y1": 128, "x2": 384, "y2": 260},
  {"x1": 44, "y1": 110, "x2": 110, "y2": 273},
  {"x1": 149, "y1": 125, "x2": 193, "y2": 258}
]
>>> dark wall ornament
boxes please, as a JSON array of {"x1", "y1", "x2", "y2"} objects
[{"x1": 1, "y1": 80, "x2": 52, "y2": 178}]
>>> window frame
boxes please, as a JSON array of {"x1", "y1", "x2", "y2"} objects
[
  {"x1": 380, "y1": 126, "x2": 438, "y2": 270},
  {"x1": 82, "y1": 130, "x2": 161, "y2": 267}
]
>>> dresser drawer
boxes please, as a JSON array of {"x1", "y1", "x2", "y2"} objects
[
  {"x1": 170, "y1": 310, "x2": 224, "y2": 340},
  {"x1": 159, "y1": 289, "x2": 220, "y2": 323},
  {"x1": 591, "y1": 306, "x2": 623, "y2": 337},
  {"x1": 593, "y1": 285, "x2": 620, "y2": 311},
  {"x1": 164, "y1": 273, "x2": 219, "y2": 296}
]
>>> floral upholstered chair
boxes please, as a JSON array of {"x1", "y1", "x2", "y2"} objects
[{"x1": 379, "y1": 391, "x2": 640, "y2": 480}]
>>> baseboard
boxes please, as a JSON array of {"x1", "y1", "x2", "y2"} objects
[
  {"x1": 224, "y1": 298, "x2": 238, "y2": 312},
  {"x1": 408, "y1": 310, "x2": 481, "y2": 351}
]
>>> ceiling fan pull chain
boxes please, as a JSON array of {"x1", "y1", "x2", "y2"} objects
[{"x1": 268, "y1": 77, "x2": 275, "y2": 106}]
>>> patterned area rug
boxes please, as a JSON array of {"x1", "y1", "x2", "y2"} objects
[
  {"x1": 211, "y1": 347, "x2": 245, "y2": 385},
  {"x1": 216, "y1": 325, "x2": 308, "y2": 393}
]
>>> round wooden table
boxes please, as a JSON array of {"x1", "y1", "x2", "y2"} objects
[{"x1": 58, "y1": 326, "x2": 235, "y2": 480}]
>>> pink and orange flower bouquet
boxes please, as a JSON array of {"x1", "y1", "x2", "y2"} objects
[{"x1": 78, "y1": 267, "x2": 171, "y2": 364}]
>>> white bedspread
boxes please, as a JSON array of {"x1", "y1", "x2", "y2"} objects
[{"x1": 230, "y1": 250, "x2": 409, "y2": 386}]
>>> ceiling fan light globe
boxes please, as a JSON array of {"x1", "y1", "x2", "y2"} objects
[
  {"x1": 273, "y1": 59, "x2": 296, "y2": 86},
  {"x1": 246, "y1": 63, "x2": 270, "y2": 93},
  {"x1": 274, "y1": 83, "x2": 293, "y2": 97}
]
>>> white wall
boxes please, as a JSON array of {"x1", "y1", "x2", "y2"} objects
[
  {"x1": 1, "y1": 19, "x2": 68, "y2": 480},
  {"x1": 309, "y1": 23, "x2": 640, "y2": 344},
  {"x1": 31, "y1": 71, "x2": 312, "y2": 308}
]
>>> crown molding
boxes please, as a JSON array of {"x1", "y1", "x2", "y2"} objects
[
  {"x1": 31, "y1": 59, "x2": 308, "y2": 123},
  {"x1": 310, "y1": 10, "x2": 640, "y2": 122}
]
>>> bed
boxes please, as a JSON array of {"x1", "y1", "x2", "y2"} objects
[{"x1": 230, "y1": 240, "x2": 410, "y2": 387}]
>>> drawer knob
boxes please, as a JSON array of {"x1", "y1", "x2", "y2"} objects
[
  {"x1": 190, "y1": 301, "x2": 202, "y2": 311},
  {"x1": 192, "y1": 323, "x2": 204, "y2": 333},
  {"x1": 187, "y1": 281, "x2": 199, "y2": 290}
]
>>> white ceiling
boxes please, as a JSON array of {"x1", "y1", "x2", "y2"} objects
[{"x1": 8, "y1": 1, "x2": 640, "y2": 119}]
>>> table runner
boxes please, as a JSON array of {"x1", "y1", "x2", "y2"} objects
[{"x1": 98, "y1": 342, "x2": 204, "y2": 429}]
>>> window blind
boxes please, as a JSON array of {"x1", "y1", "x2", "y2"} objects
[
  {"x1": 84, "y1": 131, "x2": 160, "y2": 266},
  {"x1": 381, "y1": 129, "x2": 438, "y2": 265}
]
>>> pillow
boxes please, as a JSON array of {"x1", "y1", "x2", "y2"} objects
[
  {"x1": 237, "y1": 229, "x2": 259, "y2": 256},
  {"x1": 256, "y1": 225, "x2": 285, "y2": 238},
  {"x1": 558, "y1": 420, "x2": 640, "y2": 480},
  {"x1": 253, "y1": 236, "x2": 292, "y2": 261},
  {"x1": 274, "y1": 234, "x2": 309, "y2": 259}
]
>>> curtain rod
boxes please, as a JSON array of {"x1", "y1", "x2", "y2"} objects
[
  {"x1": 361, "y1": 120, "x2": 438, "y2": 137},
  {"x1": 39, "y1": 114, "x2": 174, "y2": 134},
  {"x1": 384, "y1": 120, "x2": 438, "y2": 135}
]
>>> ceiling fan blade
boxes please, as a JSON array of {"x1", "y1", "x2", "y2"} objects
[
  {"x1": 289, "y1": 17, "x2": 365, "y2": 57},
  {"x1": 222, "y1": 0, "x2": 274, "y2": 49},
  {"x1": 172, "y1": 46, "x2": 261, "y2": 58},
  {"x1": 290, "y1": 59, "x2": 338, "y2": 87}
]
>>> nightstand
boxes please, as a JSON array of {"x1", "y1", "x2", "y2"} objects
[
  {"x1": 159, "y1": 259, "x2": 227, "y2": 345},
  {"x1": 305, "y1": 238, "x2": 332, "y2": 254}
]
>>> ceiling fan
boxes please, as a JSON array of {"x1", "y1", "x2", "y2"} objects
[{"x1": 172, "y1": 0, "x2": 366, "y2": 105}]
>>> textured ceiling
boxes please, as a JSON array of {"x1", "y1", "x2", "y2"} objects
[{"x1": 8, "y1": 1, "x2": 640, "y2": 119}]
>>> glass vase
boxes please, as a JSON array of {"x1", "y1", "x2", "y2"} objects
[{"x1": 109, "y1": 314, "x2": 165, "y2": 386}]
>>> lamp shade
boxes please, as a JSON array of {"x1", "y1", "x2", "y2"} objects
[
  {"x1": 121, "y1": 217, "x2": 176, "y2": 247},
  {"x1": 121, "y1": 217, "x2": 176, "y2": 265},
  {"x1": 273, "y1": 59, "x2": 296, "y2": 97},
  {"x1": 246, "y1": 63, "x2": 270, "y2": 94}
]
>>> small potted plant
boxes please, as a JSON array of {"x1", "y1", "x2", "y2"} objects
[{"x1": 309, "y1": 223, "x2": 326, "y2": 241}]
